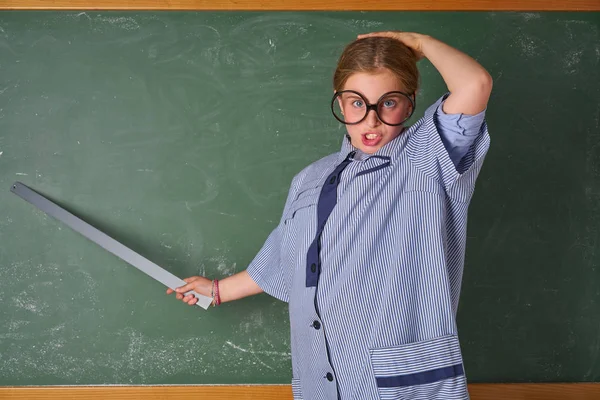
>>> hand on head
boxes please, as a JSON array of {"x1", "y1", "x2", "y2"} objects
[{"x1": 357, "y1": 31, "x2": 427, "y2": 60}]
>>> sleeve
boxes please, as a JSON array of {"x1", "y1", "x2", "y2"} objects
[
  {"x1": 434, "y1": 95, "x2": 487, "y2": 168},
  {"x1": 245, "y1": 173, "x2": 301, "y2": 303},
  {"x1": 406, "y1": 94, "x2": 491, "y2": 203}
]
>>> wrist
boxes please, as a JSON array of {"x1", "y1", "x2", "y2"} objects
[
  {"x1": 199, "y1": 280, "x2": 212, "y2": 297},
  {"x1": 211, "y1": 279, "x2": 222, "y2": 307},
  {"x1": 417, "y1": 34, "x2": 435, "y2": 57}
]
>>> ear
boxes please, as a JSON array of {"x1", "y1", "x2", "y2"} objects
[
  {"x1": 334, "y1": 92, "x2": 345, "y2": 115},
  {"x1": 408, "y1": 91, "x2": 418, "y2": 115}
]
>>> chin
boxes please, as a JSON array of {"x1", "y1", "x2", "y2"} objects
[{"x1": 358, "y1": 145, "x2": 383, "y2": 155}]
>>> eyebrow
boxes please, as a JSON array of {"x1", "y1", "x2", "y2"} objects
[
  {"x1": 342, "y1": 91, "x2": 408, "y2": 103},
  {"x1": 342, "y1": 93, "x2": 363, "y2": 98}
]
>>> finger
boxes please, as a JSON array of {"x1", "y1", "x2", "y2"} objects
[
  {"x1": 183, "y1": 277, "x2": 197, "y2": 283},
  {"x1": 175, "y1": 282, "x2": 195, "y2": 293},
  {"x1": 166, "y1": 288, "x2": 174, "y2": 294},
  {"x1": 357, "y1": 33, "x2": 375, "y2": 39},
  {"x1": 187, "y1": 297, "x2": 198, "y2": 306},
  {"x1": 176, "y1": 293, "x2": 183, "y2": 300},
  {"x1": 357, "y1": 31, "x2": 394, "y2": 39},
  {"x1": 182, "y1": 294, "x2": 194, "y2": 303}
]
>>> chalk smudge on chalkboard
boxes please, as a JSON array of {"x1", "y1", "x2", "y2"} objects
[
  {"x1": 515, "y1": 32, "x2": 539, "y2": 58},
  {"x1": 521, "y1": 13, "x2": 541, "y2": 21},
  {"x1": 0, "y1": 327, "x2": 217, "y2": 383},
  {"x1": 12, "y1": 296, "x2": 48, "y2": 315},
  {"x1": 115, "y1": 328, "x2": 216, "y2": 382},
  {"x1": 0, "y1": 320, "x2": 32, "y2": 341},
  {"x1": 211, "y1": 247, "x2": 237, "y2": 275},
  {"x1": 225, "y1": 341, "x2": 291, "y2": 358},
  {"x1": 7, "y1": 320, "x2": 30, "y2": 331},
  {"x1": 349, "y1": 19, "x2": 384, "y2": 30},
  {"x1": 75, "y1": 12, "x2": 92, "y2": 21},
  {"x1": 95, "y1": 16, "x2": 140, "y2": 31},
  {"x1": 224, "y1": 340, "x2": 276, "y2": 370},
  {"x1": 74, "y1": 269, "x2": 100, "y2": 304},
  {"x1": 564, "y1": 49, "x2": 584, "y2": 72}
]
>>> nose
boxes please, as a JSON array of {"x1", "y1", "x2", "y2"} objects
[{"x1": 365, "y1": 109, "x2": 380, "y2": 127}]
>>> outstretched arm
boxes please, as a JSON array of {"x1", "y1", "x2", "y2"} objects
[{"x1": 167, "y1": 270, "x2": 263, "y2": 306}]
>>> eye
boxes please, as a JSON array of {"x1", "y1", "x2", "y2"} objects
[
  {"x1": 352, "y1": 99, "x2": 364, "y2": 108},
  {"x1": 382, "y1": 99, "x2": 397, "y2": 108}
]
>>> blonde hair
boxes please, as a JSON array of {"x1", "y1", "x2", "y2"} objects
[{"x1": 333, "y1": 37, "x2": 419, "y2": 94}]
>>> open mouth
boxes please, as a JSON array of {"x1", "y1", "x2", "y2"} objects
[{"x1": 361, "y1": 132, "x2": 382, "y2": 147}]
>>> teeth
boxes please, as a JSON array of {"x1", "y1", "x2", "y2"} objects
[{"x1": 366, "y1": 134, "x2": 377, "y2": 140}]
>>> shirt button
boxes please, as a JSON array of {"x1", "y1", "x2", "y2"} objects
[
  {"x1": 329, "y1": 175, "x2": 336, "y2": 184},
  {"x1": 326, "y1": 372, "x2": 334, "y2": 382},
  {"x1": 312, "y1": 320, "x2": 321, "y2": 329},
  {"x1": 310, "y1": 263, "x2": 316, "y2": 273}
]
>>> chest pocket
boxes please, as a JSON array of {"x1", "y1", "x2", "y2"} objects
[
  {"x1": 284, "y1": 192, "x2": 318, "y2": 224},
  {"x1": 281, "y1": 184, "x2": 319, "y2": 276},
  {"x1": 284, "y1": 179, "x2": 321, "y2": 224}
]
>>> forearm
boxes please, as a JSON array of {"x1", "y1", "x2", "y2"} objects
[
  {"x1": 219, "y1": 270, "x2": 263, "y2": 303},
  {"x1": 420, "y1": 35, "x2": 493, "y2": 114}
]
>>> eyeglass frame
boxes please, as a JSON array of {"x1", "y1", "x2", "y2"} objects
[{"x1": 330, "y1": 90, "x2": 417, "y2": 127}]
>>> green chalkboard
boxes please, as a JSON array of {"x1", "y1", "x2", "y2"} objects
[{"x1": 0, "y1": 11, "x2": 598, "y2": 385}]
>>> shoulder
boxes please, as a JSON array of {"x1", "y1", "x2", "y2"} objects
[
  {"x1": 291, "y1": 152, "x2": 339, "y2": 189},
  {"x1": 405, "y1": 93, "x2": 454, "y2": 142}
]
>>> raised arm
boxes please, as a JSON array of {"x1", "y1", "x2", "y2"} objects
[{"x1": 357, "y1": 31, "x2": 493, "y2": 115}]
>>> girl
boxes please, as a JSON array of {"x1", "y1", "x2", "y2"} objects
[{"x1": 168, "y1": 31, "x2": 492, "y2": 399}]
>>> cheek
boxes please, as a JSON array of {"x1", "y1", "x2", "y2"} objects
[
  {"x1": 380, "y1": 124, "x2": 404, "y2": 140},
  {"x1": 345, "y1": 125, "x2": 362, "y2": 137},
  {"x1": 379, "y1": 126, "x2": 393, "y2": 137}
]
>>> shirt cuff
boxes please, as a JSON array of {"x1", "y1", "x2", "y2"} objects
[{"x1": 435, "y1": 100, "x2": 486, "y2": 137}]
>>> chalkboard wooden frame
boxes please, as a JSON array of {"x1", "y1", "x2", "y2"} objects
[
  {"x1": 1, "y1": 0, "x2": 599, "y2": 399},
  {"x1": 0, "y1": 383, "x2": 600, "y2": 399},
  {"x1": 0, "y1": 0, "x2": 599, "y2": 11}
]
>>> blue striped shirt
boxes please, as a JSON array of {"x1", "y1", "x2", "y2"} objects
[{"x1": 247, "y1": 94, "x2": 490, "y2": 399}]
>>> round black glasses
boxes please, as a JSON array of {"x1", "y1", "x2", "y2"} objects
[{"x1": 331, "y1": 90, "x2": 416, "y2": 126}]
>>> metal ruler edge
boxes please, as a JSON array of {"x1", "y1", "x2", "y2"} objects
[{"x1": 10, "y1": 181, "x2": 213, "y2": 310}]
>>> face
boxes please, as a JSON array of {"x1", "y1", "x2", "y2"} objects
[{"x1": 338, "y1": 69, "x2": 413, "y2": 154}]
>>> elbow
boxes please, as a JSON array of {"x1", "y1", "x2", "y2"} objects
[
  {"x1": 467, "y1": 71, "x2": 493, "y2": 110},
  {"x1": 476, "y1": 71, "x2": 494, "y2": 96},
  {"x1": 453, "y1": 71, "x2": 493, "y2": 100},
  {"x1": 445, "y1": 71, "x2": 494, "y2": 115}
]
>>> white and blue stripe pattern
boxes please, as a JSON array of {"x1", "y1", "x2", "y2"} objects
[{"x1": 247, "y1": 94, "x2": 490, "y2": 399}]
